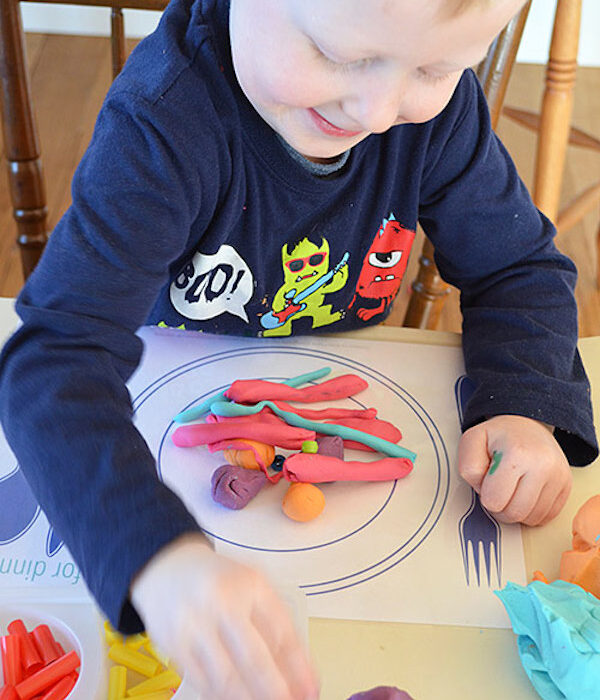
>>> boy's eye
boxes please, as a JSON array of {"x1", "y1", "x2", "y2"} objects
[
  {"x1": 311, "y1": 40, "x2": 373, "y2": 71},
  {"x1": 416, "y1": 68, "x2": 453, "y2": 84}
]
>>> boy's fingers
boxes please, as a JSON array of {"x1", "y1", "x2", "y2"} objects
[
  {"x1": 219, "y1": 614, "x2": 293, "y2": 700},
  {"x1": 191, "y1": 626, "x2": 249, "y2": 699},
  {"x1": 479, "y1": 459, "x2": 525, "y2": 515},
  {"x1": 252, "y1": 591, "x2": 319, "y2": 700},
  {"x1": 504, "y1": 477, "x2": 552, "y2": 525},
  {"x1": 458, "y1": 426, "x2": 491, "y2": 491},
  {"x1": 537, "y1": 483, "x2": 571, "y2": 527},
  {"x1": 523, "y1": 483, "x2": 558, "y2": 526}
]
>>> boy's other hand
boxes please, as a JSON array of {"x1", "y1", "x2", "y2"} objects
[
  {"x1": 458, "y1": 415, "x2": 572, "y2": 527},
  {"x1": 130, "y1": 533, "x2": 320, "y2": 700}
]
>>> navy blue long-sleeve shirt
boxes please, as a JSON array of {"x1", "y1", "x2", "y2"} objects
[{"x1": 0, "y1": 0, "x2": 597, "y2": 631}]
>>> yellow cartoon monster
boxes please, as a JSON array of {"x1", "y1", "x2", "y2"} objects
[{"x1": 261, "y1": 237, "x2": 349, "y2": 337}]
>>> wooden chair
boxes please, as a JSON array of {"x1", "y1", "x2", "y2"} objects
[
  {"x1": 402, "y1": 2, "x2": 532, "y2": 328},
  {"x1": 0, "y1": 0, "x2": 168, "y2": 280},
  {"x1": 502, "y1": 0, "x2": 600, "y2": 288}
]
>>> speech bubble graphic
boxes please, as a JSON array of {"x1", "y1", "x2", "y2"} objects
[{"x1": 170, "y1": 244, "x2": 253, "y2": 323}]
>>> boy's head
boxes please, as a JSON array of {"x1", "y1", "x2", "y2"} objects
[{"x1": 229, "y1": 0, "x2": 526, "y2": 163}]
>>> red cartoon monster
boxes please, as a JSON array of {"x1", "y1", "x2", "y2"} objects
[{"x1": 349, "y1": 214, "x2": 415, "y2": 321}]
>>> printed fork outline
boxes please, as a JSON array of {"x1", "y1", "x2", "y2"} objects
[{"x1": 454, "y1": 375, "x2": 502, "y2": 587}]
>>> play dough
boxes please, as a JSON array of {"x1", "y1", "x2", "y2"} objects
[
  {"x1": 211, "y1": 464, "x2": 267, "y2": 509},
  {"x1": 283, "y1": 453, "x2": 413, "y2": 483},
  {"x1": 496, "y1": 580, "x2": 600, "y2": 700},
  {"x1": 347, "y1": 687, "x2": 414, "y2": 700},
  {"x1": 282, "y1": 482, "x2": 326, "y2": 522},
  {"x1": 225, "y1": 374, "x2": 368, "y2": 404}
]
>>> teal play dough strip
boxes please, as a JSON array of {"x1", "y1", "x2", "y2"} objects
[
  {"x1": 210, "y1": 399, "x2": 417, "y2": 462},
  {"x1": 174, "y1": 367, "x2": 332, "y2": 423}
]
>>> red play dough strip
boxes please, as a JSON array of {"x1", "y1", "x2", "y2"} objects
[
  {"x1": 209, "y1": 403, "x2": 377, "y2": 422},
  {"x1": 268, "y1": 401, "x2": 377, "y2": 421},
  {"x1": 206, "y1": 411, "x2": 285, "y2": 426},
  {"x1": 322, "y1": 417, "x2": 402, "y2": 451},
  {"x1": 172, "y1": 421, "x2": 315, "y2": 450},
  {"x1": 283, "y1": 453, "x2": 413, "y2": 482},
  {"x1": 225, "y1": 374, "x2": 368, "y2": 404}
]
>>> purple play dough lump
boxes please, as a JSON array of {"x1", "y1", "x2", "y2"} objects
[
  {"x1": 347, "y1": 687, "x2": 414, "y2": 700},
  {"x1": 316, "y1": 435, "x2": 344, "y2": 459},
  {"x1": 211, "y1": 464, "x2": 267, "y2": 510}
]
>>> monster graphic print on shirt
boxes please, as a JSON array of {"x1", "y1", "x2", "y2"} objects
[
  {"x1": 260, "y1": 237, "x2": 349, "y2": 337},
  {"x1": 349, "y1": 214, "x2": 415, "y2": 322}
]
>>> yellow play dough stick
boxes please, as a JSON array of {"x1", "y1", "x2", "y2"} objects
[
  {"x1": 108, "y1": 643, "x2": 160, "y2": 677},
  {"x1": 104, "y1": 620, "x2": 124, "y2": 645},
  {"x1": 108, "y1": 665, "x2": 127, "y2": 700},
  {"x1": 124, "y1": 632, "x2": 148, "y2": 649},
  {"x1": 127, "y1": 668, "x2": 181, "y2": 696}
]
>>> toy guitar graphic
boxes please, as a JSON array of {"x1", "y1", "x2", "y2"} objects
[{"x1": 260, "y1": 252, "x2": 350, "y2": 330}]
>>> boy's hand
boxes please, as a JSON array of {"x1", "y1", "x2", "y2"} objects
[
  {"x1": 130, "y1": 533, "x2": 319, "y2": 700},
  {"x1": 458, "y1": 415, "x2": 572, "y2": 527}
]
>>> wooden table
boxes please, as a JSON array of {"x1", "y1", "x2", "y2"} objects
[{"x1": 1, "y1": 297, "x2": 598, "y2": 699}]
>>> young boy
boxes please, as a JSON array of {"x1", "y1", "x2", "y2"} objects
[{"x1": 1, "y1": 0, "x2": 597, "y2": 697}]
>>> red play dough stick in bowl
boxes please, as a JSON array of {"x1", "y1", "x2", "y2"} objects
[
  {"x1": 15, "y1": 650, "x2": 79, "y2": 700},
  {"x1": 1, "y1": 634, "x2": 23, "y2": 686}
]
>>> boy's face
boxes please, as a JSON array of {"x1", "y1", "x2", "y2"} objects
[{"x1": 229, "y1": 0, "x2": 525, "y2": 163}]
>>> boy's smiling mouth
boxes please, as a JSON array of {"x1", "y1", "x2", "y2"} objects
[{"x1": 308, "y1": 108, "x2": 362, "y2": 138}]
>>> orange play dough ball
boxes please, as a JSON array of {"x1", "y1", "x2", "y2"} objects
[
  {"x1": 223, "y1": 440, "x2": 275, "y2": 470},
  {"x1": 282, "y1": 482, "x2": 325, "y2": 522}
]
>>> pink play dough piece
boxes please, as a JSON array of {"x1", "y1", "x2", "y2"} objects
[
  {"x1": 225, "y1": 374, "x2": 368, "y2": 404},
  {"x1": 211, "y1": 464, "x2": 267, "y2": 509},
  {"x1": 347, "y1": 687, "x2": 414, "y2": 700},
  {"x1": 172, "y1": 421, "x2": 315, "y2": 450},
  {"x1": 267, "y1": 401, "x2": 378, "y2": 421},
  {"x1": 283, "y1": 453, "x2": 413, "y2": 483},
  {"x1": 206, "y1": 411, "x2": 286, "y2": 427}
]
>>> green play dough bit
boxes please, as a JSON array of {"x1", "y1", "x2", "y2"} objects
[
  {"x1": 301, "y1": 440, "x2": 319, "y2": 454},
  {"x1": 489, "y1": 450, "x2": 503, "y2": 475},
  {"x1": 210, "y1": 399, "x2": 417, "y2": 461},
  {"x1": 173, "y1": 366, "x2": 332, "y2": 423}
]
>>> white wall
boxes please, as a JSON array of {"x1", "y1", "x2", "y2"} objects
[
  {"x1": 516, "y1": 0, "x2": 599, "y2": 66},
  {"x1": 20, "y1": 0, "x2": 600, "y2": 67}
]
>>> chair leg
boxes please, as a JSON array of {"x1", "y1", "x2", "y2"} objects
[
  {"x1": 110, "y1": 8, "x2": 127, "y2": 79},
  {"x1": 533, "y1": 0, "x2": 582, "y2": 221},
  {"x1": 596, "y1": 219, "x2": 600, "y2": 290},
  {"x1": 402, "y1": 238, "x2": 450, "y2": 330},
  {"x1": 0, "y1": 0, "x2": 49, "y2": 279}
]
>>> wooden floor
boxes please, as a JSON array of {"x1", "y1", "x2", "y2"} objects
[{"x1": 1, "y1": 33, "x2": 599, "y2": 335}]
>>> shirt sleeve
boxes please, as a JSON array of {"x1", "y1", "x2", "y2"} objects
[
  {"x1": 0, "y1": 88, "x2": 222, "y2": 632},
  {"x1": 418, "y1": 70, "x2": 598, "y2": 466}
]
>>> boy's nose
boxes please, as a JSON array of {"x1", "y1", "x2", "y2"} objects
[
  {"x1": 342, "y1": 90, "x2": 401, "y2": 134},
  {"x1": 342, "y1": 72, "x2": 407, "y2": 134}
]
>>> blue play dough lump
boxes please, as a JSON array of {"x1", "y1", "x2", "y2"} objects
[{"x1": 495, "y1": 579, "x2": 600, "y2": 699}]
